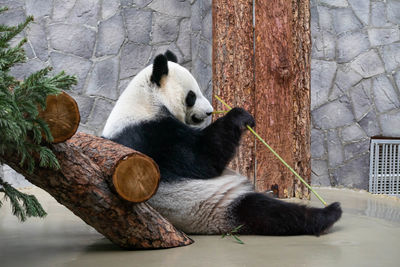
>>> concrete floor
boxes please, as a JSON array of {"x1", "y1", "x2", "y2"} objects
[{"x1": 1, "y1": 187, "x2": 400, "y2": 267}]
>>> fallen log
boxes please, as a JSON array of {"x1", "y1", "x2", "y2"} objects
[
  {"x1": 38, "y1": 92, "x2": 80, "y2": 143},
  {"x1": 67, "y1": 132, "x2": 160, "y2": 203},
  {"x1": 1, "y1": 140, "x2": 193, "y2": 249}
]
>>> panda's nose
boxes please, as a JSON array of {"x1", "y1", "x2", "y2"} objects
[{"x1": 206, "y1": 112, "x2": 212, "y2": 116}]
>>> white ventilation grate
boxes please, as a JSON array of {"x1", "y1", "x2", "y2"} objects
[{"x1": 369, "y1": 139, "x2": 400, "y2": 196}]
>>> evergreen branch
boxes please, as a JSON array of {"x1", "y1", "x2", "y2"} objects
[
  {"x1": 0, "y1": 16, "x2": 33, "y2": 48},
  {"x1": 0, "y1": 43, "x2": 26, "y2": 71},
  {"x1": 0, "y1": 6, "x2": 8, "y2": 13},
  {"x1": 0, "y1": 180, "x2": 47, "y2": 222}
]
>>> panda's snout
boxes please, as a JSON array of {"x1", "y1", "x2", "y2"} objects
[{"x1": 191, "y1": 114, "x2": 204, "y2": 124}]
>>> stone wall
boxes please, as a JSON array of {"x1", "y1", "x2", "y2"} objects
[
  {"x1": 0, "y1": 0, "x2": 212, "y2": 187},
  {"x1": 310, "y1": 0, "x2": 400, "y2": 189}
]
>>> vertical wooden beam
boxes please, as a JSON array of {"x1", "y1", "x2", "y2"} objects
[
  {"x1": 212, "y1": 0, "x2": 255, "y2": 180},
  {"x1": 254, "y1": 0, "x2": 311, "y2": 198},
  {"x1": 212, "y1": 0, "x2": 311, "y2": 198}
]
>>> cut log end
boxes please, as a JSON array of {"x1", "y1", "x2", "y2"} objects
[
  {"x1": 113, "y1": 155, "x2": 160, "y2": 203},
  {"x1": 39, "y1": 92, "x2": 80, "y2": 143}
]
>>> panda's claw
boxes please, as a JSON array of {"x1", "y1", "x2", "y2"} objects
[{"x1": 226, "y1": 107, "x2": 255, "y2": 130}]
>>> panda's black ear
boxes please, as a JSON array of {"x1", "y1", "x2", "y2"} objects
[
  {"x1": 165, "y1": 50, "x2": 178, "y2": 63},
  {"x1": 150, "y1": 54, "x2": 168, "y2": 87}
]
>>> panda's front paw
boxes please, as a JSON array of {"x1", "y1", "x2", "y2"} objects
[{"x1": 226, "y1": 107, "x2": 255, "y2": 130}]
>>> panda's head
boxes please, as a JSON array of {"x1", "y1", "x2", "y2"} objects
[{"x1": 150, "y1": 51, "x2": 213, "y2": 127}]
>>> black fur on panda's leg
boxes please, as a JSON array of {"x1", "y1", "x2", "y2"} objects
[
  {"x1": 228, "y1": 193, "x2": 342, "y2": 236},
  {"x1": 199, "y1": 107, "x2": 255, "y2": 174}
]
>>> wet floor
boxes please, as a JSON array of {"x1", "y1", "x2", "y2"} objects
[{"x1": 1, "y1": 187, "x2": 400, "y2": 267}]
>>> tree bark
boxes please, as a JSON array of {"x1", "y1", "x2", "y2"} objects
[
  {"x1": 212, "y1": 0, "x2": 255, "y2": 182},
  {"x1": 67, "y1": 132, "x2": 160, "y2": 203},
  {"x1": 254, "y1": 0, "x2": 311, "y2": 198},
  {"x1": 0, "y1": 140, "x2": 193, "y2": 249},
  {"x1": 212, "y1": 0, "x2": 311, "y2": 198}
]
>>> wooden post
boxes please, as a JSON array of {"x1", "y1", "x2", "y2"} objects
[
  {"x1": 213, "y1": 0, "x2": 311, "y2": 198},
  {"x1": 212, "y1": 0, "x2": 255, "y2": 181}
]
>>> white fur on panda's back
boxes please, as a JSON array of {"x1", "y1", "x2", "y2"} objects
[{"x1": 147, "y1": 173, "x2": 253, "y2": 234}]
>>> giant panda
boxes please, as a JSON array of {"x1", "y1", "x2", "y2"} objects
[{"x1": 102, "y1": 51, "x2": 342, "y2": 236}]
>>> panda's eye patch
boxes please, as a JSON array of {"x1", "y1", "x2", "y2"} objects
[{"x1": 186, "y1": 90, "x2": 196, "y2": 107}]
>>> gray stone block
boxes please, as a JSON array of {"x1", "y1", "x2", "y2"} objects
[
  {"x1": 341, "y1": 124, "x2": 367, "y2": 142},
  {"x1": 381, "y1": 43, "x2": 400, "y2": 73},
  {"x1": 333, "y1": 154, "x2": 370, "y2": 189},
  {"x1": 312, "y1": 97, "x2": 355, "y2": 129},
  {"x1": 318, "y1": 6, "x2": 334, "y2": 33},
  {"x1": 0, "y1": 0, "x2": 24, "y2": 9},
  {"x1": 333, "y1": 8, "x2": 362, "y2": 34},
  {"x1": 96, "y1": 13, "x2": 125, "y2": 57},
  {"x1": 311, "y1": 60, "x2": 337, "y2": 110},
  {"x1": 320, "y1": 0, "x2": 348, "y2": 7},
  {"x1": 25, "y1": 0, "x2": 52, "y2": 19},
  {"x1": 344, "y1": 139, "x2": 370, "y2": 161},
  {"x1": 191, "y1": 57, "x2": 211, "y2": 93},
  {"x1": 87, "y1": 98, "x2": 115, "y2": 134},
  {"x1": 48, "y1": 24, "x2": 96, "y2": 59},
  {"x1": 387, "y1": 0, "x2": 400, "y2": 24},
  {"x1": 86, "y1": 57, "x2": 119, "y2": 100},
  {"x1": 191, "y1": 0, "x2": 202, "y2": 32},
  {"x1": 197, "y1": 38, "x2": 212, "y2": 65},
  {"x1": 123, "y1": 7, "x2": 152, "y2": 43},
  {"x1": 371, "y1": 1, "x2": 389, "y2": 27},
  {"x1": 52, "y1": 0, "x2": 75, "y2": 21},
  {"x1": 359, "y1": 110, "x2": 381, "y2": 136},
  {"x1": 348, "y1": 0, "x2": 370, "y2": 25},
  {"x1": 120, "y1": 42, "x2": 152, "y2": 79},
  {"x1": 372, "y1": 75, "x2": 400, "y2": 113},
  {"x1": 311, "y1": 159, "x2": 331, "y2": 186},
  {"x1": 27, "y1": 22, "x2": 48, "y2": 61},
  {"x1": 351, "y1": 50, "x2": 385, "y2": 78},
  {"x1": 368, "y1": 28, "x2": 400, "y2": 47},
  {"x1": 121, "y1": 0, "x2": 152, "y2": 8},
  {"x1": 0, "y1": 8, "x2": 25, "y2": 26},
  {"x1": 9, "y1": 58, "x2": 47, "y2": 80},
  {"x1": 70, "y1": 94, "x2": 95, "y2": 124},
  {"x1": 118, "y1": 78, "x2": 131, "y2": 96},
  {"x1": 349, "y1": 79, "x2": 372, "y2": 121},
  {"x1": 311, "y1": 128, "x2": 326, "y2": 158},
  {"x1": 337, "y1": 31, "x2": 370, "y2": 63},
  {"x1": 395, "y1": 72, "x2": 400, "y2": 91},
  {"x1": 327, "y1": 129, "x2": 344, "y2": 168},
  {"x1": 330, "y1": 64, "x2": 363, "y2": 100},
  {"x1": 313, "y1": 31, "x2": 335, "y2": 60},
  {"x1": 177, "y1": 18, "x2": 191, "y2": 62},
  {"x1": 1, "y1": 165, "x2": 32, "y2": 188},
  {"x1": 65, "y1": 0, "x2": 100, "y2": 27},
  {"x1": 50, "y1": 52, "x2": 92, "y2": 93},
  {"x1": 380, "y1": 110, "x2": 400, "y2": 137},
  {"x1": 148, "y1": 0, "x2": 191, "y2": 18},
  {"x1": 152, "y1": 13, "x2": 179, "y2": 44},
  {"x1": 202, "y1": 9, "x2": 212, "y2": 41},
  {"x1": 101, "y1": 0, "x2": 120, "y2": 20}
]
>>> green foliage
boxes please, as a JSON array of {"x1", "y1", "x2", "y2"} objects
[
  {"x1": 221, "y1": 224, "x2": 245, "y2": 244},
  {"x1": 0, "y1": 8, "x2": 77, "y2": 221},
  {"x1": 0, "y1": 180, "x2": 47, "y2": 221}
]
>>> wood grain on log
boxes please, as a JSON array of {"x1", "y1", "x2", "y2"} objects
[
  {"x1": 67, "y1": 133, "x2": 160, "y2": 203},
  {"x1": 212, "y1": 0, "x2": 255, "y2": 182},
  {"x1": 0, "y1": 139, "x2": 193, "y2": 249},
  {"x1": 38, "y1": 92, "x2": 80, "y2": 143}
]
